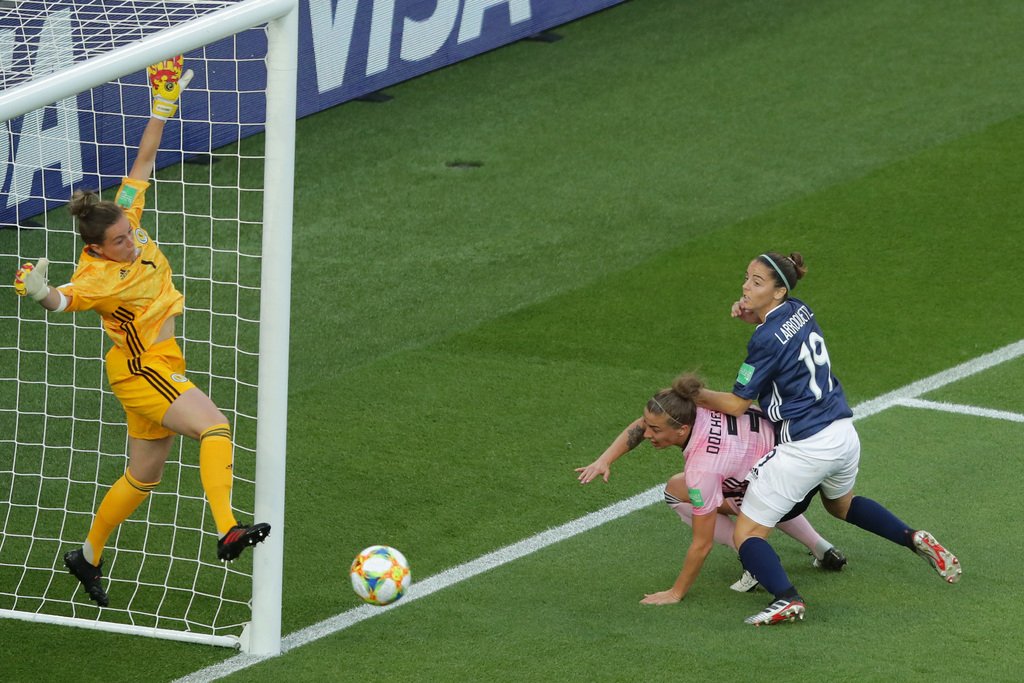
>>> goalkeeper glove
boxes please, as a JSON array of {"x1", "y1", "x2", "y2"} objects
[
  {"x1": 148, "y1": 56, "x2": 194, "y2": 120},
  {"x1": 14, "y1": 258, "x2": 50, "y2": 302}
]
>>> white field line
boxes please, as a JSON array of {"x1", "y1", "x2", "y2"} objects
[
  {"x1": 850, "y1": 339, "x2": 1024, "y2": 419},
  {"x1": 895, "y1": 398, "x2": 1024, "y2": 423},
  {"x1": 176, "y1": 338, "x2": 1024, "y2": 683}
]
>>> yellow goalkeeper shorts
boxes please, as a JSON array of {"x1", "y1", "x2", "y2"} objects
[{"x1": 105, "y1": 337, "x2": 196, "y2": 440}]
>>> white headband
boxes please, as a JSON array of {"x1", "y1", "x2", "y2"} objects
[{"x1": 759, "y1": 253, "x2": 793, "y2": 291}]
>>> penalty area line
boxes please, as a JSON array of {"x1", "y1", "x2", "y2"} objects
[
  {"x1": 176, "y1": 338, "x2": 1024, "y2": 683},
  {"x1": 851, "y1": 338, "x2": 1024, "y2": 420},
  {"x1": 894, "y1": 397, "x2": 1024, "y2": 423}
]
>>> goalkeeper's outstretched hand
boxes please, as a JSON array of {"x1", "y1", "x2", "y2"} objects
[
  {"x1": 148, "y1": 56, "x2": 194, "y2": 120},
  {"x1": 14, "y1": 258, "x2": 50, "y2": 302}
]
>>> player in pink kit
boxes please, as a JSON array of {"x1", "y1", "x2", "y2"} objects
[{"x1": 576, "y1": 373, "x2": 845, "y2": 605}]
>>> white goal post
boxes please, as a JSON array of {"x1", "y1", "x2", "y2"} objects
[{"x1": 0, "y1": 0, "x2": 297, "y2": 655}]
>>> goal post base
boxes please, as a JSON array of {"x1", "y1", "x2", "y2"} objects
[{"x1": 0, "y1": 608, "x2": 241, "y2": 649}]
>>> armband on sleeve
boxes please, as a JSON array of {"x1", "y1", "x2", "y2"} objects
[{"x1": 53, "y1": 289, "x2": 69, "y2": 313}]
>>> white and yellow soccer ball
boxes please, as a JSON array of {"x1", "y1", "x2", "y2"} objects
[{"x1": 350, "y1": 545, "x2": 411, "y2": 606}]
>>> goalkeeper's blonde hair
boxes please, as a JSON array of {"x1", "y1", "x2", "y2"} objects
[{"x1": 68, "y1": 190, "x2": 123, "y2": 245}]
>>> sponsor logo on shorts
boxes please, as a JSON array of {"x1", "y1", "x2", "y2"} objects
[
  {"x1": 170, "y1": 373, "x2": 188, "y2": 383},
  {"x1": 748, "y1": 449, "x2": 777, "y2": 480}
]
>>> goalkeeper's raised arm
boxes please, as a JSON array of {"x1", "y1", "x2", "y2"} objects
[{"x1": 131, "y1": 56, "x2": 194, "y2": 180}]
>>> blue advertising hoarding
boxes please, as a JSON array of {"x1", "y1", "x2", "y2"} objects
[{"x1": 0, "y1": 0, "x2": 624, "y2": 227}]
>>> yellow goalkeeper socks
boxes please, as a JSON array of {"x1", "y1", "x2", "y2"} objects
[
  {"x1": 199, "y1": 423, "x2": 239, "y2": 535},
  {"x1": 84, "y1": 469, "x2": 159, "y2": 565}
]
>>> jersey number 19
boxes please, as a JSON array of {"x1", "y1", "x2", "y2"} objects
[{"x1": 796, "y1": 331, "x2": 834, "y2": 401}]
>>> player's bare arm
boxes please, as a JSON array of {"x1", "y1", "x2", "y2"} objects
[
  {"x1": 126, "y1": 59, "x2": 194, "y2": 180},
  {"x1": 694, "y1": 388, "x2": 753, "y2": 417},
  {"x1": 625, "y1": 422, "x2": 645, "y2": 449},
  {"x1": 576, "y1": 417, "x2": 646, "y2": 484},
  {"x1": 641, "y1": 510, "x2": 716, "y2": 605}
]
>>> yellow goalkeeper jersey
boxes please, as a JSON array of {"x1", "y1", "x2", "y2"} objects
[{"x1": 58, "y1": 178, "x2": 184, "y2": 357}]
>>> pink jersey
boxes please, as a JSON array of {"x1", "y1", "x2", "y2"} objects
[{"x1": 682, "y1": 407, "x2": 776, "y2": 515}]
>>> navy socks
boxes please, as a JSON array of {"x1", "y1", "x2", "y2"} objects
[
  {"x1": 844, "y1": 496, "x2": 913, "y2": 547},
  {"x1": 738, "y1": 537, "x2": 799, "y2": 599}
]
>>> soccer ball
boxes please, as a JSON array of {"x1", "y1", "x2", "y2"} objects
[{"x1": 350, "y1": 545, "x2": 411, "y2": 606}]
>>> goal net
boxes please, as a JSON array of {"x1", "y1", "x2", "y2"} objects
[{"x1": 0, "y1": 0, "x2": 296, "y2": 654}]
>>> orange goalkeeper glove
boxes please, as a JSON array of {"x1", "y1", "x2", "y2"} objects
[
  {"x1": 148, "y1": 56, "x2": 194, "y2": 120},
  {"x1": 14, "y1": 258, "x2": 50, "y2": 301}
]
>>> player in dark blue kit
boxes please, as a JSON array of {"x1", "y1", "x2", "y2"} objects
[{"x1": 695, "y1": 251, "x2": 961, "y2": 625}]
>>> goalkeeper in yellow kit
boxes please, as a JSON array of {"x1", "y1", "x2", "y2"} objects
[{"x1": 13, "y1": 57, "x2": 269, "y2": 607}]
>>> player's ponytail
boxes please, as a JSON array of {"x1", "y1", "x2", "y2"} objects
[
  {"x1": 671, "y1": 373, "x2": 703, "y2": 400},
  {"x1": 647, "y1": 373, "x2": 701, "y2": 427},
  {"x1": 787, "y1": 252, "x2": 807, "y2": 282},
  {"x1": 68, "y1": 190, "x2": 123, "y2": 245}
]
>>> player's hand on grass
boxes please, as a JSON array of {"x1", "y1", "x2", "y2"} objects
[
  {"x1": 575, "y1": 460, "x2": 610, "y2": 484},
  {"x1": 148, "y1": 56, "x2": 194, "y2": 120},
  {"x1": 14, "y1": 258, "x2": 50, "y2": 301},
  {"x1": 640, "y1": 588, "x2": 683, "y2": 605}
]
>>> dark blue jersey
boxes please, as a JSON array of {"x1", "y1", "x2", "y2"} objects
[{"x1": 732, "y1": 297, "x2": 852, "y2": 442}]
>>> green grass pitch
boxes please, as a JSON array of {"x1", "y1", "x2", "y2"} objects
[{"x1": 2, "y1": 0, "x2": 1024, "y2": 680}]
